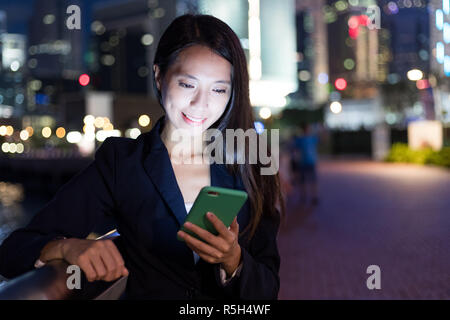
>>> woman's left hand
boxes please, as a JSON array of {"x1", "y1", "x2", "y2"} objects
[{"x1": 177, "y1": 212, "x2": 241, "y2": 276}]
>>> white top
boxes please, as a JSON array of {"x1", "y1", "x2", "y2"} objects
[{"x1": 185, "y1": 202, "x2": 194, "y2": 213}]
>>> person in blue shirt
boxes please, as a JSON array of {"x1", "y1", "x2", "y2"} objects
[
  {"x1": 0, "y1": 14, "x2": 284, "y2": 299},
  {"x1": 293, "y1": 123, "x2": 319, "y2": 206}
]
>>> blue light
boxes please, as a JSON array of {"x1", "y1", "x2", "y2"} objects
[
  {"x1": 35, "y1": 93, "x2": 49, "y2": 105},
  {"x1": 388, "y1": 2, "x2": 399, "y2": 14},
  {"x1": 318, "y1": 73, "x2": 329, "y2": 84},
  {"x1": 436, "y1": 10, "x2": 444, "y2": 31},
  {"x1": 254, "y1": 121, "x2": 265, "y2": 134},
  {"x1": 445, "y1": 56, "x2": 450, "y2": 76},
  {"x1": 445, "y1": 23, "x2": 450, "y2": 43},
  {"x1": 437, "y1": 42, "x2": 445, "y2": 64},
  {"x1": 444, "y1": 0, "x2": 450, "y2": 15}
]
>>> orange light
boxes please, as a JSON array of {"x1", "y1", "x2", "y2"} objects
[
  {"x1": 56, "y1": 127, "x2": 66, "y2": 138},
  {"x1": 5, "y1": 126, "x2": 14, "y2": 136},
  {"x1": 25, "y1": 126, "x2": 34, "y2": 136}
]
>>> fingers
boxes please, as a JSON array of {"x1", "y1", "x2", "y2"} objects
[
  {"x1": 104, "y1": 240, "x2": 129, "y2": 278},
  {"x1": 184, "y1": 241, "x2": 220, "y2": 264},
  {"x1": 99, "y1": 245, "x2": 121, "y2": 281},
  {"x1": 178, "y1": 213, "x2": 240, "y2": 266},
  {"x1": 205, "y1": 212, "x2": 233, "y2": 240},
  {"x1": 90, "y1": 253, "x2": 107, "y2": 281},
  {"x1": 182, "y1": 222, "x2": 228, "y2": 251},
  {"x1": 77, "y1": 255, "x2": 97, "y2": 282},
  {"x1": 73, "y1": 239, "x2": 128, "y2": 282},
  {"x1": 178, "y1": 230, "x2": 223, "y2": 260},
  {"x1": 230, "y1": 217, "x2": 239, "y2": 234}
]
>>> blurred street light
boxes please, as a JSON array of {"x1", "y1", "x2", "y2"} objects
[
  {"x1": 330, "y1": 101, "x2": 343, "y2": 114},
  {"x1": 42, "y1": 127, "x2": 51, "y2": 138},
  {"x1": 138, "y1": 115, "x2": 151, "y2": 127},
  {"x1": 259, "y1": 107, "x2": 272, "y2": 119},
  {"x1": 407, "y1": 69, "x2": 423, "y2": 81},
  {"x1": 56, "y1": 127, "x2": 66, "y2": 138},
  {"x1": 334, "y1": 78, "x2": 347, "y2": 91},
  {"x1": 67, "y1": 131, "x2": 82, "y2": 144},
  {"x1": 94, "y1": 117, "x2": 105, "y2": 128},
  {"x1": 5, "y1": 126, "x2": 14, "y2": 136},
  {"x1": 20, "y1": 130, "x2": 29, "y2": 141},
  {"x1": 25, "y1": 126, "x2": 34, "y2": 136},
  {"x1": 125, "y1": 128, "x2": 141, "y2": 139},
  {"x1": 78, "y1": 74, "x2": 90, "y2": 86},
  {"x1": 83, "y1": 115, "x2": 95, "y2": 126}
]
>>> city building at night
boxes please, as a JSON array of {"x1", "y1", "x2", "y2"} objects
[
  {"x1": 292, "y1": 0, "x2": 330, "y2": 109},
  {"x1": 27, "y1": 0, "x2": 83, "y2": 80},
  {"x1": 198, "y1": 0, "x2": 298, "y2": 114},
  {"x1": 429, "y1": 0, "x2": 450, "y2": 124},
  {"x1": 322, "y1": 0, "x2": 385, "y2": 141},
  {"x1": 0, "y1": 32, "x2": 27, "y2": 121}
]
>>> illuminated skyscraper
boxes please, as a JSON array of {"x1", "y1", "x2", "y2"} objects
[
  {"x1": 0, "y1": 33, "x2": 27, "y2": 118},
  {"x1": 430, "y1": 0, "x2": 450, "y2": 77},
  {"x1": 198, "y1": 0, "x2": 298, "y2": 109},
  {"x1": 28, "y1": 0, "x2": 83, "y2": 79},
  {"x1": 295, "y1": 0, "x2": 329, "y2": 108},
  {"x1": 380, "y1": 0, "x2": 430, "y2": 80},
  {"x1": 0, "y1": 11, "x2": 6, "y2": 34},
  {"x1": 429, "y1": 0, "x2": 450, "y2": 123},
  {"x1": 90, "y1": 0, "x2": 190, "y2": 94}
]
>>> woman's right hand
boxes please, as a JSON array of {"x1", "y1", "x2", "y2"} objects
[{"x1": 40, "y1": 238, "x2": 129, "y2": 282}]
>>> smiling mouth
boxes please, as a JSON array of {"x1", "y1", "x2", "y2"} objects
[{"x1": 182, "y1": 112, "x2": 207, "y2": 125}]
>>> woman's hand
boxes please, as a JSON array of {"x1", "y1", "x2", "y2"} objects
[
  {"x1": 177, "y1": 212, "x2": 242, "y2": 276},
  {"x1": 40, "y1": 238, "x2": 129, "y2": 282}
]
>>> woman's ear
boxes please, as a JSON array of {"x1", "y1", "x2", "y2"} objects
[{"x1": 153, "y1": 64, "x2": 161, "y2": 91}]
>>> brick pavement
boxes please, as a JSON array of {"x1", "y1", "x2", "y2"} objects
[{"x1": 277, "y1": 160, "x2": 450, "y2": 299}]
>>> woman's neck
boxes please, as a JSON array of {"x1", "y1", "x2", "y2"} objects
[{"x1": 161, "y1": 121, "x2": 205, "y2": 163}]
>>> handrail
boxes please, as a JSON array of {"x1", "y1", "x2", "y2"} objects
[{"x1": 0, "y1": 231, "x2": 127, "y2": 300}]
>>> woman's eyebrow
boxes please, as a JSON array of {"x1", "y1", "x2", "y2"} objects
[{"x1": 176, "y1": 73, "x2": 231, "y2": 84}]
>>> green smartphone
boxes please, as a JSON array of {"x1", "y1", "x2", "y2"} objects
[{"x1": 177, "y1": 186, "x2": 248, "y2": 242}]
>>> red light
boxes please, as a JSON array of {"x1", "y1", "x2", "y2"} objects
[
  {"x1": 348, "y1": 16, "x2": 359, "y2": 29},
  {"x1": 335, "y1": 78, "x2": 347, "y2": 91},
  {"x1": 78, "y1": 74, "x2": 90, "y2": 86},
  {"x1": 349, "y1": 27, "x2": 359, "y2": 39},
  {"x1": 416, "y1": 79, "x2": 430, "y2": 90},
  {"x1": 359, "y1": 15, "x2": 369, "y2": 26}
]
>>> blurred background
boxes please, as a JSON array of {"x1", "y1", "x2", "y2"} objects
[{"x1": 0, "y1": 0, "x2": 448, "y2": 299}]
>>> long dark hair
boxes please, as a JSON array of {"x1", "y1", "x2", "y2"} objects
[{"x1": 152, "y1": 14, "x2": 285, "y2": 242}]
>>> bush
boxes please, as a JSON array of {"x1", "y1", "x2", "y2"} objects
[
  {"x1": 426, "y1": 147, "x2": 450, "y2": 168},
  {"x1": 385, "y1": 143, "x2": 450, "y2": 168}
]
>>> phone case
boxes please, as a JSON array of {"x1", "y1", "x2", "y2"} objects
[{"x1": 177, "y1": 186, "x2": 248, "y2": 242}]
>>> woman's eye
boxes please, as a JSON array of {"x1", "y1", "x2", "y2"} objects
[
  {"x1": 213, "y1": 89, "x2": 226, "y2": 94},
  {"x1": 179, "y1": 82, "x2": 194, "y2": 89}
]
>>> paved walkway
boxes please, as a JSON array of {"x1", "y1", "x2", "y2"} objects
[{"x1": 278, "y1": 160, "x2": 450, "y2": 299}]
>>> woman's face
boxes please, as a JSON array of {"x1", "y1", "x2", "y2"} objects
[{"x1": 154, "y1": 45, "x2": 232, "y2": 136}]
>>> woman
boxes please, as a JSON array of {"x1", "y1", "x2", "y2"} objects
[{"x1": 0, "y1": 14, "x2": 284, "y2": 300}]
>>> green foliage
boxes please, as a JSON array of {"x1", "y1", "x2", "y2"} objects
[{"x1": 385, "y1": 143, "x2": 450, "y2": 168}]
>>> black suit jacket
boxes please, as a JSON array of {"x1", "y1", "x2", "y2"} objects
[{"x1": 0, "y1": 116, "x2": 280, "y2": 300}]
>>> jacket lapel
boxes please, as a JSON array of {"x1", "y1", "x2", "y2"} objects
[{"x1": 142, "y1": 116, "x2": 236, "y2": 227}]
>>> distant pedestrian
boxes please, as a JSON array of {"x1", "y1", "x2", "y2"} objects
[{"x1": 293, "y1": 123, "x2": 319, "y2": 206}]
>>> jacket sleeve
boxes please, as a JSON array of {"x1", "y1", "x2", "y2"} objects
[
  {"x1": 0, "y1": 138, "x2": 117, "y2": 279},
  {"x1": 214, "y1": 211, "x2": 281, "y2": 300}
]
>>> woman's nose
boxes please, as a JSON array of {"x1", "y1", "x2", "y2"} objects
[{"x1": 190, "y1": 88, "x2": 208, "y2": 109}]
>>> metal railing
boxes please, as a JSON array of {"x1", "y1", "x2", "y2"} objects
[{"x1": 0, "y1": 230, "x2": 128, "y2": 300}]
